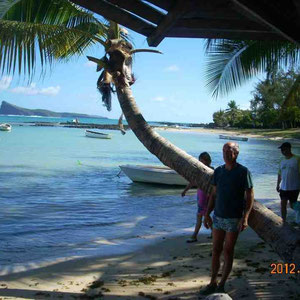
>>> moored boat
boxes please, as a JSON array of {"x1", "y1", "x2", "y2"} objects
[
  {"x1": 219, "y1": 134, "x2": 248, "y2": 141},
  {"x1": 0, "y1": 123, "x2": 12, "y2": 131},
  {"x1": 119, "y1": 164, "x2": 189, "y2": 186},
  {"x1": 85, "y1": 129, "x2": 111, "y2": 139}
]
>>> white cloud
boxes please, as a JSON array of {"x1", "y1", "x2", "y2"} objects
[
  {"x1": 152, "y1": 96, "x2": 165, "y2": 102},
  {"x1": 10, "y1": 83, "x2": 60, "y2": 96},
  {"x1": 164, "y1": 65, "x2": 179, "y2": 72},
  {"x1": 84, "y1": 61, "x2": 97, "y2": 68},
  {"x1": 0, "y1": 76, "x2": 12, "y2": 90}
]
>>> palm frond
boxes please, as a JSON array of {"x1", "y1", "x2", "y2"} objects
[
  {"x1": 2, "y1": 0, "x2": 97, "y2": 27},
  {"x1": 0, "y1": 0, "x2": 107, "y2": 78},
  {"x1": 0, "y1": 19, "x2": 105, "y2": 77},
  {"x1": 44, "y1": 22, "x2": 107, "y2": 60},
  {"x1": 282, "y1": 75, "x2": 300, "y2": 108},
  {"x1": 97, "y1": 70, "x2": 113, "y2": 111},
  {"x1": 205, "y1": 39, "x2": 300, "y2": 98},
  {"x1": 0, "y1": 0, "x2": 21, "y2": 18}
]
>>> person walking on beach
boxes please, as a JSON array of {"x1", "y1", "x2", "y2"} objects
[
  {"x1": 181, "y1": 152, "x2": 213, "y2": 243},
  {"x1": 276, "y1": 142, "x2": 300, "y2": 222},
  {"x1": 201, "y1": 142, "x2": 254, "y2": 295}
]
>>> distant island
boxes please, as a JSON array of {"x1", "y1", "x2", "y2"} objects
[{"x1": 0, "y1": 101, "x2": 107, "y2": 119}]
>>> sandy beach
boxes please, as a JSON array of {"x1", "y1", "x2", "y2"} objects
[
  {"x1": 155, "y1": 127, "x2": 300, "y2": 143},
  {"x1": 1, "y1": 226, "x2": 299, "y2": 300}
]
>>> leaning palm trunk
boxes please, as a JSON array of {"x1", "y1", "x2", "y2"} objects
[
  {"x1": 116, "y1": 85, "x2": 213, "y2": 192},
  {"x1": 115, "y1": 84, "x2": 300, "y2": 265},
  {"x1": 107, "y1": 39, "x2": 300, "y2": 265}
]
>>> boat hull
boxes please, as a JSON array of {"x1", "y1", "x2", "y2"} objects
[
  {"x1": 85, "y1": 130, "x2": 111, "y2": 139},
  {"x1": 119, "y1": 165, "x2": 189, "y2": 186},
  {"x1": 219, "y1": 134, "x2": 248, "y2": 141},
  {"x1": 0, "y1": 123, "x2": 12, "y2": 131}
]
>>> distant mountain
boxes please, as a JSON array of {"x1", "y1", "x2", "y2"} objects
[{"x1": 0, "y1": 101, "x2": 107, "y2": 119}]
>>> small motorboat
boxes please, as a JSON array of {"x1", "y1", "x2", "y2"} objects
[
  {"x1": 85, "y1": 129, "x2": 111, "y2": 139},
  {"x1": 0, "y1": 123, "x2": 12, "y2": 131},
  {"x1": 119, "y1": 164, "x2": 189, "y2": 186},
  {"x1": 219, "y1": 134, "x2": 248, "y2": 141}
]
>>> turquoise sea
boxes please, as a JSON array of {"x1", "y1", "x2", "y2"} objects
[{"x1": 1, "y1": 115, "x2": 298, "y2": 275}]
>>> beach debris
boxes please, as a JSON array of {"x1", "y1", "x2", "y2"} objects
[
  {"x1": 77, "y1": 160, "x2": 82, "y2": 165},
  {"x1": 131, "y1": 275, "x2": 158, "y2": 285},
  {"x1": 161, "y1": 269, "x2": 176, "y2": 277},
  {"x1": 89, "y1": 280, "x2": 104, "y2": 289},
  {"x1": 118, "y1": 279, "x2": 128, "y2": 286}
]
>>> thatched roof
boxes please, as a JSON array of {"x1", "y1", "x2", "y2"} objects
[{"x1": 71, "y1": 0, "x2": 300, "y2": 46}]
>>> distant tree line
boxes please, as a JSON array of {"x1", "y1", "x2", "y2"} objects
[{"x1": 212, "y1": 68, "x2": 300, "y2": 129}]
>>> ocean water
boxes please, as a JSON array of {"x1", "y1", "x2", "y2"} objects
[{"x1": 0, "y1": 116, "x2": 298, "y2": 275}]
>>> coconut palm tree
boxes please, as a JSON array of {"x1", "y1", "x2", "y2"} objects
[
  {"x1": 1, "y1": 0, "x2": 299, "y2": 264},
  {"x1": 225, "y1": 100, "x2": 239, "y2": 126},
  {"x1": 204, "y1": 39, "x2": 300, "y2": 107}
]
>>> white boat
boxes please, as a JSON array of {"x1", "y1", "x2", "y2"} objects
[
  {"x1": 219, "y1": 134, "x2": 248, "y2": 141},
  {"x1": 119, "y1": 164, "x2": 189, "y2": 186},
  {"x1": 0, "y1": 123, "x2": 12, "y2": 131},
  {"x1": 85, "y1": 129, "x2": 111, "y2": 139}
]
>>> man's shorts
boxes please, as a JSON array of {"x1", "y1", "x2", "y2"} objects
[
  {"x1": 279, "y1": 190, "x2": 299, "y2": 203},
  {"x1": 213, "y1": 215, "x2": 240, "y2": 232}
]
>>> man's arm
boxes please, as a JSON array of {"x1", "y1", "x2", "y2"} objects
[
  {"x1": 204, "y1": 186, "x2": 216, "y2": 229},
  {"x1": 239, "y1": 188, "x2": 254, "y2": 231},
  {"x1": 276, "y1": 174, "x2": 281, "y2": 192}
]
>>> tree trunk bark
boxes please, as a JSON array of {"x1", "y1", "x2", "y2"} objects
[
  {"x1": 116, "y1": 84, "x2": 300, "y2": 265},
  {"x1": 116, "y1": 85, "x2": 213, "y2": 194}
]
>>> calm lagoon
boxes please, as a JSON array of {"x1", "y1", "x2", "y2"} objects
[{"x1": 0, "y1": 116, "x2": 298, "y2": 274}]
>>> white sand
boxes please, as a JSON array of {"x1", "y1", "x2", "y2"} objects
[{"x1": 1, "y1": 228, "x2": 299, "y2": 299}]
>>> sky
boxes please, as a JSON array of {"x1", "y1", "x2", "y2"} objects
[{"x1": 0, "y1": 29, "x2": 264, "y2": 123}]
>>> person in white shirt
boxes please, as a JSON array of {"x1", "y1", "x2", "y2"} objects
[{"x1": 276, "y1": 142, "x2": 300, "y2": 222}]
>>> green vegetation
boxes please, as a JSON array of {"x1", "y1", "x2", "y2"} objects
[{"x1": 212, "y1": 68, "x2": 300, "y2": 130}]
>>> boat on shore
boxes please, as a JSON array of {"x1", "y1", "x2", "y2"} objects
[
  {"x1": 219, "y1": 134, "x2": 248, "y2": 141},
  {"x1": 119, "y1": 164, "x2": 189, "y2": 186},
  {"x1": 85, "y1": 129, "x2": 111, "y2": 139},
  {"x1": 0, "y1": 123, "x2": 12, "y2": 131}
]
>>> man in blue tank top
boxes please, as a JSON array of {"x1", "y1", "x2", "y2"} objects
[{"x1": 200, "y1": 142, "x2": 254, "y2": 295}]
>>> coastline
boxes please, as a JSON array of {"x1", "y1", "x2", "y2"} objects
[
  {"x1": 155, "y1": 127, "x2": 300, "y2": 143},
  {"x1": 1, "y1": 229, "x2": 299, "y2": 299}
]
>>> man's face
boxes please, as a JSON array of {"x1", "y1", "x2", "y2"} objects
[{"x1": 223, "y1": 143, "x2": 238, "y2": 163}]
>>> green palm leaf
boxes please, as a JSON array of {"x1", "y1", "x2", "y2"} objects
[
  {"x1": 282, "y1": 75, "x2": 300, "y2": 108},
  {"x1": 205, "y1": 39, "x2": 300, "y2": 98},
  {"x1": 0, "y1": 0, "x2": 20, "y2": 18},
  {"x1": 0, "y1": 0, "x2": 107, "y2": 78}
]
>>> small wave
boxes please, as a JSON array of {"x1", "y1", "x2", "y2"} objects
[{"x1": 5, "y1": 220, "x2": 123, "y2": 238}]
